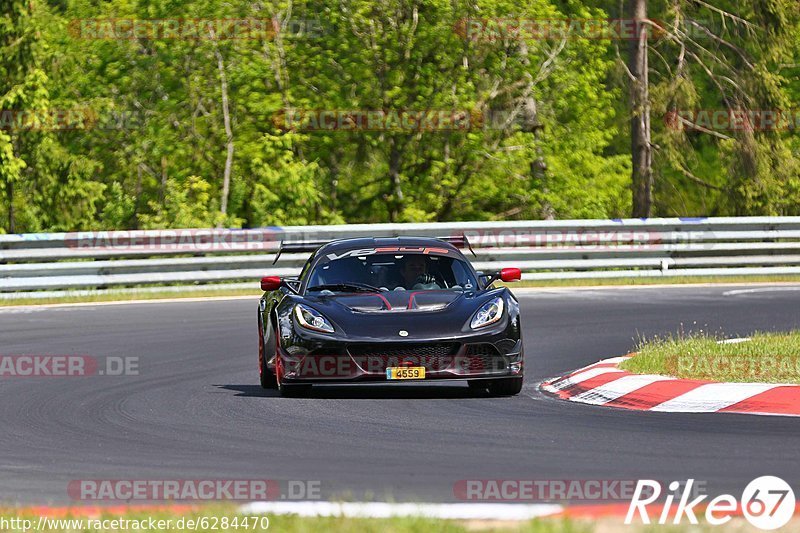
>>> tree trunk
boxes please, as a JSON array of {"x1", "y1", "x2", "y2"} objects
[
  {"x1": 132, "y1": 163, "x2": 143, "y2": 229},
  {"x1": 7, "y1": 178, "x2": 14, "y2": 233},
  {"x1": 213, "y1": 37, "x2": 234, "y2": 223},
  {"x1": 160, "y1": 155, "x2": 168, "y2": 203},
  {"x1": 629, "y1": 0, "x2": 653, "y2": 218},
  {"x1": 387, "y1": 139, "x2": 404, "y2": 222},
  {"x1": 522, "y1": 98, "x2": 552, "y2": 220},
  {"x1": 329, "y1": 152, "x2": 339, "y2": 214}
]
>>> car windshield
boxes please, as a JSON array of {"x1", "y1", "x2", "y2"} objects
[{"x1": 306, "y1": 253, "x2": 477, "y2": 292}]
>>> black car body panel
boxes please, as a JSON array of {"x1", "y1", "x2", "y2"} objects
[{"x1": 258, "y1": 237, "x2": 523, "y2": 387}]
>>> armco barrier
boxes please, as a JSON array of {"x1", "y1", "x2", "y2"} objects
[{"x1": 2, "y1": 217, "x2": 800, "y2": 294}]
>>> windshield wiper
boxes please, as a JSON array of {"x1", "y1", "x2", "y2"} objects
[{"x1": 307, "y1": 282, "x2": 383, "y2": 293}]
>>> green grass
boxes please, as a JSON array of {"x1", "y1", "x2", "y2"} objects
[
  {"x1": 0, "y1": 288, "x2": 258, "y2": 307},
  {"x1": 620, "y1": 331, "x2": 800, "y2": 383},
  {"x1": 0, "y1": 505, "x2": 757, "y2": 533},
  {"x1": 0, "y1": 505, "x2": 590, "y2": 533}
]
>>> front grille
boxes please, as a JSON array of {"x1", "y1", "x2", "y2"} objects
[
  {"x1": 461, "y1": 344, "x2": 507, "y2": 373},
  {"x1": 347, "y1": 343, "x2": 459, "y2": 372},
  {"x1": 465, "y1": 343, "x2": 501, "y2": 357},
  {"x1": 348, "y1": 342, "x2": 459, "y2": 359}
]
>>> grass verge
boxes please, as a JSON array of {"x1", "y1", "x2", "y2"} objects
[
  {"x1": 0, "y1": 505, "x2": 753, "y2": 532},
  {"x1": 620, "y1": 331, "x2": 800, "y2": 383},
  {"x1": 0, "y1": 288, "x2": 257, "y2": 307},
  {"x1": 0, "y1": 505, "x2": 589, "y2": 533}
]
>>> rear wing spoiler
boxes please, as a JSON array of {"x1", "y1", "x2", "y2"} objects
[
  {"x1": 272, "y1": 234, "x2": 475, "y2": 264},
  {"x1": 439, "y1": 234, "x2": 476, "y2": 257},
  {"x1": 272, "y1": 240, "x2": 329, "y2": 264}
]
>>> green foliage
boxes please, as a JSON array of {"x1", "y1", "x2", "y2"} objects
[
  {"x1": 138, "y1": 176, "x2": 233, "y2": 229},
  {"x1": 0, "y1": 0, "x2": 798, "y2": 231},
  {"x1": 646, "y1": 0, "x2": 800, "y2": 215}
]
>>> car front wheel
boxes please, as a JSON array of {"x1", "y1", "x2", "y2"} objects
[{"x1": 258, "y1": 318, "x2": 277, "y2": 389}]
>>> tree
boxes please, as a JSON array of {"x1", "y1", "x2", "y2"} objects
[
  {"x1": 0, "y1": 0, "x2": 48, "y2": 232},
  {"x1": 605, "y1": 0, "x2": 800, "y2": 217},
  {"x1": 628, "y1": 0, "x2": 652, "y2": 217},
  {"x1": 281, "y1": 0, "x2": 628, "y2": 222}
]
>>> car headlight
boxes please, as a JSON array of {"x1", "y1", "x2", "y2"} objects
[
  {"x1": 294, "y1": 304, "x2": 334, "y2": 333},
  {"x1": 470, "y1": 297, "x2": 505, "y2": 329}
]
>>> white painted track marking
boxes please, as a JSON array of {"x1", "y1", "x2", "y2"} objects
[
  {"x1": 571, "y1": 375, "x2": 672, "y2": 405},
  {"x1": 548, "y1": 367, "x2": 625, "y2": 391},
  {"x1": 240, "y1": 501, "x2": 564, "y2": 520},
  {"x1": 651, "y1": 383, "x2": 777, "y2": 412}
]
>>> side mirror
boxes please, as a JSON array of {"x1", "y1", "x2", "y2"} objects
[
  {"x1": 500, "y1": 267, "x2": 522, "y2": 282},
  {"x1": 260, "y1": 276, "x2": 282, "y2": 291}
]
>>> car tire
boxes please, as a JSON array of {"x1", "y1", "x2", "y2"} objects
[
  {"x1": 258, "y1": 317, "x2": 277, "y2": 389},
  {"x1": 487, "y1": 376, "x2": 523, "y2": 396}
]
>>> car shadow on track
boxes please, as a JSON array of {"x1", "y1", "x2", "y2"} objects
[{"x1": 216, "y1": 383, "x2": 492, "y2": 400}]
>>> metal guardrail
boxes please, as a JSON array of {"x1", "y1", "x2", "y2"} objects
[{"x1": 3, "y1": 217, "x2": 800, "y2": 293}]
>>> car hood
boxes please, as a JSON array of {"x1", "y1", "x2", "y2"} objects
[
  {"x1": 304, "y1": 290, "x2": 485, "y2": 334},
  {"x1": 296, "y1": 289, "x2": 504, "y2": 340},
  {"x1": 306, "y1": 289, "x2": 465, "y2": 313}
]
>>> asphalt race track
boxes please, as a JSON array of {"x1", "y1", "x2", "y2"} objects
[{"x1": 1, "y1": 285, "x2": 799, "y2": 505}]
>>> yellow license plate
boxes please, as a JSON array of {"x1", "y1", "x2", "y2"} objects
[{"x1": 386, "y1": 367, "x2": 426, "y2": 380}]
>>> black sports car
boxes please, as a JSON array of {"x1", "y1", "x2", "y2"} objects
[{"x1": 257, "y1": 236, "x2": 524, "y2": 397}]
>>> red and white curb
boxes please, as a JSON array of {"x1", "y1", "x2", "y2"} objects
[{"x1": 541, "y1": 355, "x2": 800, "y2": 417}]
